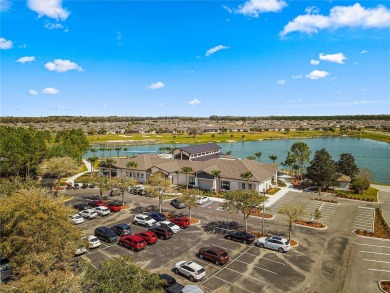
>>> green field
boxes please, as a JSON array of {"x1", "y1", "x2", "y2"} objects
[{"x1": 336, "y1": 187, "x2": 379, "y2": 202}]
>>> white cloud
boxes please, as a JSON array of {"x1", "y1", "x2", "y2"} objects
[
  {"x1": 310, "y1": 59, "x2": 320, "y2": 65},
  {"x1": 222, "y1": 5, "x2": 233, "y2": 14},
  {"x1": 0, "y1": 0, "x2": 12, "y2": 11},
  {"x1": 45, "y1": 59, "x2": 83, "y2": 72},
  {"x1": 0, "y1": 37, "x2": 13, "y2": 50},
  {"x1": 146, "y1": 81, "x2": 165, "y2": 90},
  {"x1": 281, "y1": 3, "x2": 390, "y2": 36},
  {"x1": 44, "y1": 22, "x2": 64, "y2": 30},
  {"x1": 28, "y1": 0, "x2": 70, "y2": 21},
  {"x1": 319, "y1": 53, "x2": 347, "y2": 64},
  {"x1": 42, "y1": 87, "x2": 59, "y2": 94},
  {"x1": 28, "y1": 89, "x2": 38, "y2": 96},
  {"x1": 205, "y1": 45, "x2": 229, "y2": 57},
  {"x1": 18, "y1": 44, "x2": 27, "y2": 48},
  {"x1": 188, "y1": 98, "x2": 201, "y2": 106},
  {"x1": 360, "y1": 49, "x2": 369, "y2": 54},
  {"x1": 305, "y1": 70, "x2": 329, "y2": 80},
  {"x1": 305, "y1": 6, "x2": 319, "y2": 14},
  {"x1": 17, "y1": 56, "x2": 36, "y2": 63},
  {"x1": 291, "y1": 74, "x2": 302, "y2": 79},
  {"x1": 277, "y1": 80, "x2": 286, "y2": 85},
  {"x1": 235, "y1": 0, "x2": 287, "y2": 18},
  {"x1": 354, "y1": 100, "x2": 370, "y2": 104}
]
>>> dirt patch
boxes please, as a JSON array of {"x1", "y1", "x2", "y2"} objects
[
  {"x1": 313, "y1": 198, "x2": 339, "y2": 204},
  {"x1": 380, "y1": 281, "x2": 390, "y2": 292},
  {"x1": 250, "y1": 210, "x2": 273, "y2": 218},
  {"x1": 295, "y1": 220, "x2": 326, "y2": 228}
]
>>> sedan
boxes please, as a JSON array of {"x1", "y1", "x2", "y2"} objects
[
  {"x1": 198, "y1": 246, "x2": 229, "y2": 265},
  {"x1": 85, "y1": 236, "x2": 101, "y2": 249},
  {"x1": 93, "y1": 206, "x2": 110, "y2": 216},
  {"x1": 88, "y1": 200, "x2": 106, "y2": 208},
  {"x1": 225, "y1": 231, "x2": 255, "y2": 244},
  {"x1": 254, "y1": 236, "x2": 291, "y2": 253},
  {"x1": 148, "y1": 212, "x2": 166, "y2": 222},
  {"x1": 159, "y1": 274, "x2": 177, "y2": 289},
  {"x1": 106, "y1": 203, "x2": 122, "y2": 212},
  {"x1": 195, "y1": 196, "x2": 209, "y2": 205},
  {"x1": 79, "y1": 209, "x2": 97, "y2": 220},
  {"x1": 171, "y1": 198, "x2": 186, "y2": 209},
  {"x1": 156, "y1": 221, "x2": 181, "y2": 234},
  {"x1": 118, "y1": 235, "x2": 146, "y2": 251},
  {"x1": 171, "y1": 217, "x2": 190, "y2": 229},
  {"x1": 173, "y1": 261, "x2": 206, "y2": 282},
  {"x1": 69, "y1": 214, "x2": 85, "y2": 225},
  {"x1": 110, "y1": 223, "x2": 132, "y2": 236},
  {"x1": 73, "y1": 203, "x2": 89, "y2": 211},
  {"x1": 135, "y1": 231, "x2": 158, "y2": 244}
]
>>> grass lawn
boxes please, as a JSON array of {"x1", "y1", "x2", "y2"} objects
[
  {"x1": 336, "y1": 187, "x2": 379, "y2": 202},
  {"x1": 63, "y1": 195, "x2": 73, "y2": 202},
  {"x1": 267, "y1": 187, "x2": 281, "y2": 195},
  {"x1": 349, "y1": 131, "x2": 390, "y2": 143}
]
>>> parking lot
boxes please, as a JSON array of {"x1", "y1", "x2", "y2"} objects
[
  {"x1": 352, "y1": 206, "x2": 375, "y2": 233},
  {"x1": 301, "y1": 201, "x2": 339, "y2": 224}
]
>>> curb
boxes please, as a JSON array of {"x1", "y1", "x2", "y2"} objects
[
  {"x1": 63, "y1": 196, "x2": 74, "y2": 202},
  {"x1": 294, "y1": 223, "x2": 327, "y2": 230},
  {"x1": 190, "y1": 219, "x2": 201, "y2": 225},
  {"x1": 250, "y1": 214, "x2": 275, "y2": 220},
  {"x1": 351, "y1": 231, "x2": 390, "y2": 241},
  {"x1": 336, "y1": 197, "x2": 379, "y2": 204},
  {"x1": 312, "y1": 199, "x2": 340, "y2": 205},
  {"x1": 378, "y1": 280, "x2": 390, "y2": 293},
  {"x1": 290, "y1": 240, "x2": 300, "y2": 248}
]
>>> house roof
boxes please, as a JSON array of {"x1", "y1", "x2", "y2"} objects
[
  {"x1": 336, "y1": 173, "x2": 351, "y2": 182},
  {"x1": 100, "y1": 154, "x2": 279, "y2": 183},
  {"x1": 175, "y1": 143, "x2": 221, "y2": 154}
]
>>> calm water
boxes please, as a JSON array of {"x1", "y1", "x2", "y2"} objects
[{"x1": 86, "y1": 138, "x2": 390, "y2": 183}]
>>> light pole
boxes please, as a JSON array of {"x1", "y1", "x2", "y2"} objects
[{"x1": 262, "y1": 191, "x2": 266, "y2": 236}]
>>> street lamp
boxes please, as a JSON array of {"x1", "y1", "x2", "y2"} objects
[{"x1": 262, "y1": 191, "x2": 266, "y2": 236}]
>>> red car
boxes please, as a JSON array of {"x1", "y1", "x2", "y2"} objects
[
  {"x1": 118, "y1": 235, "x2": 146, "y2": 251},
  {"x1": 171, "y1": 217, "x2": 190, "y2": 229},
  {"x1": 135, "y1": 231, "x2": 158, "y2": 244},
  {"x1": 106, "y1": 203, "x2": 122, "y2": 212},
  {"x1": 88, "y1": 200, "x2": 106, "y2": 207}
]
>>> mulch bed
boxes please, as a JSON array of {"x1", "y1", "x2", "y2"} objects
[
  {"x1": 162, "y1": 212, "x2": 200, "y2": 224},
  {"x1": 313, "y1": 198, "x2": 339, "y2": 204},
  {"x1": 294, "y1": 220, "x2": 326, "y2": 228},
  {"x1": 354, "y1": 208, "x2": 390, "y2": 239},
  {"x1": 380, "y1": 281, "x2": 390, "y2": 293},
  {"x1": 250, "y1": 210, "x2": 273, "y2": 218}
]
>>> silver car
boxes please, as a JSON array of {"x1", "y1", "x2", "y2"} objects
[{"x1": 254, "y1": 236, "x2": 291, "y2": 253}]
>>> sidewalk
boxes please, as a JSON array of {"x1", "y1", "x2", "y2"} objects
[
  {"x1": 66, "y1": 159, "x2": 92, "y2": 185},
  {"x1": 264, "y1": 187, "x2": 299, "y2": 208},
  {"x1": 373, "y1": 184, "x2": 390, "y2": 225}
]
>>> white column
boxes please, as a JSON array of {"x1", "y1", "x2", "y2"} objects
[
  {"x1": 195, "y1": 176, "x2": 198, "y2": 187},
  {"x1": 213, "y1": 178, "x2": 216, "y2": 190}
]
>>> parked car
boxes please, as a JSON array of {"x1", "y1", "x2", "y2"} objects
[
  {"x1": 88, "y1": 200, "x2": 106, "y2": 207},
  {"x1": 0, "y1": 258, "x2": 15, "y2": 284},
  {"x1": 198, "y1": 246, "x2": 229, "y2": 265},
  {"x1": 148, "y1": 226, "x2": 173, "y2": 240},
  {"x1": 79, "y1": 209, "x2": 98, "y2": 219},
  {"x1": 94, "y1": 227, "x2": 119, "y2": 243},
  {"x1": 135, "y1": 231, "x2": 158, "y2": 244},
  {"x1": 130, "y1": 185, "x2": 147, "y2": 195},
  {"x1": 171, "y1": 198, "x2": 186, "y2": 209},
  {"x1": 84, "y1": 236, "x2": 101, "y2": 249},
  {"x1": 159, "y1": 273, "x2": 177, "y2": 289},
  {"x1": 106, "y1": 202, "x2": 122, "y2": 212},
  {"x1": 73, "y1": 183, "x2": 80, "y2": 189},
  {"x1": 69, "y1": 214, "x2": 85, "y2": 224},
  {"x1": 225, "y1": 231, "x2": 255, "y2": 244},
  {"x1": 303, "y1": 186, "x2": 320, "y2": 192},
  {"x1": 148, "y1": 212, "x2": 166, "y2": 222},
  {"x1": 254, "y1": 236, "x2": 291, "y2": 252},
  {"x1": 171, "y1": 217, "x2": 190, "y2": 229},
  {"x1": 81, "y1": 183, "x2": 88, "y2": 189},
  {"x1": 73, "y1": 203, "x2": 89, "y2": 211},
  {"x1": 173, "y1": 261, "x2": 206, "y2": 282},
  {"x1": 156, "y1": 221, "x2": 181, "y2": 234},
  {"x1": 194, "y1": 196, "x2": 209, "y2": 205},
  {"x1": 93, "y1": 206, "x2": 111, "y2": 216},
  {"x1": 133, "y1": 214, "x2": 156, "y2": 227},
  {"x1": 118, "y1": 235, "x2": 146, "y2": 251},
  {"x1": 89, "y1": 183, "x2": 96, "y2": 188},
  {"x1": 110, "y1": 223, "x2": 132, "y2": 236},
  {"x1": 75, "y1": 246, "x2": 87, "y2": 256},
  {"x1": 109, "y1": 188, "x2": 120, "y2": 197}
]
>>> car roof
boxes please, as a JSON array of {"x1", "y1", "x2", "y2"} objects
[
  {"x1": 138, "y1": 231, "x2": 155, "y2": 236},
  {"x1": 206, "y1": 246, "x2": 227, "y2": 254},
  {"x1": 88, "y1": 235, "x2": 98, "y2": 240},
  {"x1": 115, "y1": 223, "x2": 130, "y2": 228},
  {"x1": 185, "y1": 261, "x2": 203, "y2": 270},
  {"x1": 124, "y1": 235, "x2": 144, "y2": 241}
]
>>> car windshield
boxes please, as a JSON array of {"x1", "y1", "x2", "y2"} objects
[
  {"x1": 90, "y1": 238, "x2": 99, "y2": 242},
  {"x1": 167, "y1": 223, "x2": 174, "y2": 227},
  {"x1": 197, "y1": 268, "x2": 205, "y2": 273},
  {"x1": 144, "y1": 216, "x2": 152, "y2": 221},
  {"x1": 285, "y1": 240, "x2": 290, "y2": 245},
  {"x1": 221, "y1": 252, "x2": 228, "y2": 257}
]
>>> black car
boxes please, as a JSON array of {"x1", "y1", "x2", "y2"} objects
[
  {"x1": 73, "y1": 183, "x2": 80, "y2": 189},
  {"x1": 0, "y1": 258, "x2": 14, "y2": 284},
  {"x1": 148, "y1": 212, "x2": 166, "y2": 222},
  {"x1": 148, "y1": 226, "x2": 173, "y2": 240},
  {"x1": 81, "y1": 183, "x2": 88, "y2": 189},
  {"x1": 225, "y1": 231, "x2": 255, "y2": 244},
  {"x1": 94, "y1": 227, "x2": 119, "y2": 243},
  {"x1": 170, "y1": 198, "x2": 186, "y2": 209},
  {"x1": 159, "y1": 274, "x2": 177, "y2": 289},
  {"x1": 110, "y1": 223, "x2": 132, "y2": 236},
  {"x1": 73, "y1": 203, "x2": 89, "y2": 211},
  {"x1": 89, "y1": 183, "x2": 96, "y2": 188}
]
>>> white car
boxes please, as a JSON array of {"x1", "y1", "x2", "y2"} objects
[
  {"x1": 156, "y1": 221, "x2": 181, "y2": 234},
  {"x1": 173, "y1": 261, "x2": 206, "y2": 282},
  {"x1": 133, "y1": 214, "x2": 156, "y2": 227},
  {"x1": 194, "y1": 196, "x2": 209, "y2": 205},
  {"x1": 85, "y1": 236, "x2": 101, "y2": 249},
  {"x1": 254, "y1": 236, "x2": 291, "y2": 253},
  {"x1": 79, "y1": 209, "x2": 98, "y2": 219},
  {"x1": 70, "y1": 214, "x2": 85, "y2": 224},
  {"x1": 75, "y1": 246, "x2": 87, "y2": 256},
  {"x1": 93, "y1": 206, "x2": 110, "y2": 216}
]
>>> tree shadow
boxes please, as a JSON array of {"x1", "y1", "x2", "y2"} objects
[
  {"x1": 202, "y1": 220, "x2": 243, "y2": 235},
  {"x1": 130, "y1": 205, "x2": 160, "y2": 214}
]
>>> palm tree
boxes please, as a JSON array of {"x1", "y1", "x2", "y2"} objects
[
  {"x1": 241, "y1": 134, "x2": 245, "y2": 141},
  {"x1": 269, "y1": 155, "x2": 278, "y2": 164},
  {"x1": 103, "y1": 158, "x2": 116, "y2": 180},
  {"x1": 114, "y1": 147, "x2": 122, "y2": 158},
  {"x1": 255, "y1": 152, "x2": 262, "y2": 162},
  {"x1": 181, "y1": 166, "x2": 193, "y2": 190},
  {"x1": 173, "y1": 135, "x2": 176, "y2": 142},
  {"x1": 240, "y1": 171, "x2": 253, "y2": 190},
  {"x1": 122, "y1": 147, "x2": 128, "y2": 158},
  {"x1": 211, "y1": 134, "x2": 215, "y2": 141},
  {"x1": 108, "y1": 148, "x2": 113, "y2": 158},
  {"x1": 99, "y1": 147, "x2": 106, "y2": 158},
  {"x1": 86, "y1": 156, "x2": 98, "y2": 177},
  {"x1": 90, "y1": 147, "x2": 98, "y2": 157},
  {"x1": 230, "y1": 134, "x2": 234, "y2": 140},
  {"x1": 211, "y1": 170, "x2": 221, "y2": 196},
  {"x1": 226, "y1": 151, "x2": 232, "y2": 156},
  {"x1": 126, "y1": 161, "x2": 138, "y2": 179},
  {"x1": 247, "y1": 156, "x2": 255, "y2": 160}
]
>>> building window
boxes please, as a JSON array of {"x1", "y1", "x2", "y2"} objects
[
  {"x1": 137, "y1": 173, "x2": 140, "y2": 178},
  {"x1": 141, "y1": 173, "x2": 144, "y2": 179},
  {"x1": 221, "y1": 181, "x2": 230, "y2": 191},
  {"x1": 249, "y1": 183, "x2": 253, "y2": 190},
  {"x1": 189, "y1": 176, "x2": 195, "y2": 185},
  {"x1": 241, "y1": 183, "x2": 246, "y2": 190}
]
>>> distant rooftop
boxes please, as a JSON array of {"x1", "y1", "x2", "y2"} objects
[{"x1": 175, "y1": 143, "x2": 221, "y2": 154}]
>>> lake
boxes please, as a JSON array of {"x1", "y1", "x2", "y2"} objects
[{"x1": 85, "y1": 137, "x2": 390, "y2": 184}]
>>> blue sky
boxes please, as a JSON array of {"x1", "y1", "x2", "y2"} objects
[{"x1": 1, "y1": 0, "x2": 389, "y2": 117}]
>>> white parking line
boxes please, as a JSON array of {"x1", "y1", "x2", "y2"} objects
[
  {"x1": 211, "y1": 275, "x2": 253, "y2": 293},
  {"x1": 201, "y1": 201, "x2": 214, "y2": 208},
  {"x1": 364, "y1": 259, "x2": 390, "y2": 264},
  {"x1": 225, "y1": 266, "x2": 270, "y2": 284},
  {"x1": 262, "y1": 257, "x2": 286, "y2": 265},
  {"x1": 234, "y1": 259, "x2": 278, "y2": 274},
  {"x1": 360, "y1": 251, "x2": 390, "y2": 256},
  {"x1": 358, "y1": 244, "x2": 390, "y2": 249},
  {"x1": 209, "y1": 243, "x2": 258, "y2": 257},
  {"x1": 193, "y1": 258, "x2": 220, "y2": 269},
  {"x1": 367, "y1": 269, "x2": 390, "y2": 273}
]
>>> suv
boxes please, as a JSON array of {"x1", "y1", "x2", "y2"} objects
[
  {"x1": 93, "y1": 206, "x2": 110, "y2": 216},
  {"x1": 73, "y1": 203, "x2": 89, "y2": 211},
  {"x1": 198, "y1": 246, "x2": 229, "y2": 265},
  {"x1": 148, "y1": 212, "x2": 166, "y2": 222},
  {"x1": 69, "y1": 214, "x2": 85, "y2": 224},
  {"x1": 225, "y1": 231, "x2": 255, "y2": 244},
  {"x1": 118, "y1": 235, "x2": 146, "y2": 251},
  {"x1": 171, "y1": 198, "x2": 186, "y2": 209},
  {"x1": 171, "y1": 217, "x2": 190, "y2": 229},
  {"x1": 94, "y1": 227, "x2": 118, "y2": 243},
  {"x1": 88, "y1": 200, "x2": 106, "y2": 207},
  {"x1": 110, "y1": 223, "x2": 132, "y2": 236},
  {"x1": 173, "y1": 261, "x2": 206, "y2": 282},
  {"x1": 156, "y1": 221, "x2": 181, "y2": 234},
  {"x1": 254, "y1": 236, "x2": 291, "y2": 252},
  {"x1": 135, "y1": 231, "x2": 158, "y2": 244},
  {"x1": 148, "y1": 226, "x2": 173, "y2": 240},
  {"x1": 106, "y1": 202, "x2": 122, "y2": 212},
  {"x1": 133, "y1": 214, "x2": 156, "y2": 227},
  {"x1": 79, "y1": 209, "x2": 98, "y2": 219}
]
